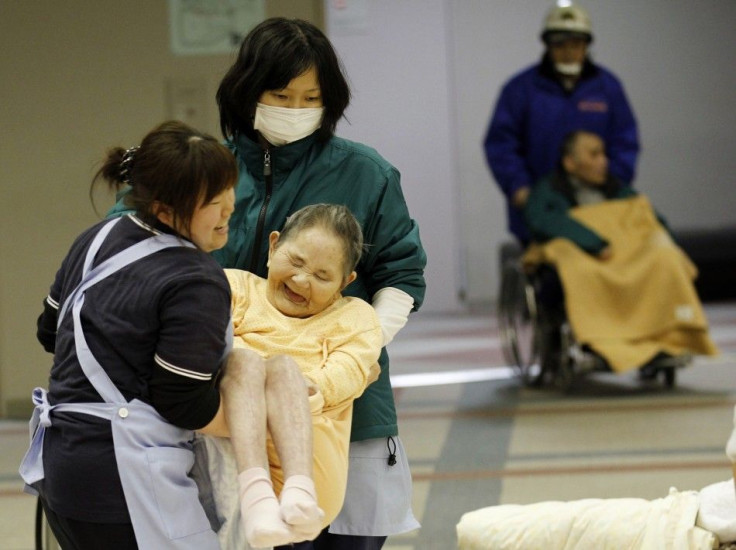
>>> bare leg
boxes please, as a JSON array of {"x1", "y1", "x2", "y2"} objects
[
  {"x1": 220, "y1": 349, "x2": 295, "y2": 548},
  {"x1": 221, "y1": 349, "x2": 269, "y2": 471},
  {"x1": 264, "y1": 355, "x2": 313, "y2": 476},
  {"x1": 264, "y1": 355, "x2": 324, "y2": 539}
]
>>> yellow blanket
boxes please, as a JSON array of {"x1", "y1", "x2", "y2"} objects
[{"x1": 523, "y1": 195, "x2": 718, "y2": 372}]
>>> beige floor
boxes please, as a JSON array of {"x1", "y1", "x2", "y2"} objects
[{"x1": 2, "y1": 303, "x2": 736, "y2": 549}]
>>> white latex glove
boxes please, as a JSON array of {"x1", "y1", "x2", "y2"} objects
[{"x1": 371, "y1": 287, "x2": 414, "y2": 346}]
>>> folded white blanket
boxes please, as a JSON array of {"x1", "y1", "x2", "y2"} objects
[
  {"x1": 697, "y1": 480, "x2": 736, "y2": 543},
  {"x1": 457, "y1": 488, "x2": 717, "y2": 550}
]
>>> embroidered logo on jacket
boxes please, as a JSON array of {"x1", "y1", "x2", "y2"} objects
[{"x1": 578, "y1": 100, "x2": 608, "y2": 113}]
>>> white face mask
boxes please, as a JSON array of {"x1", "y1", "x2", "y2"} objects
[
  {"x1": 253, "y1": 103, "x2": 324, "y2": 146},
  {"x1": 555, "y1": 62, "x2": 583, "y2": 76}
]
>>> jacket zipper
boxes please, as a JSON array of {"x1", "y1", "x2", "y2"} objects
[{"x1": 249, "y1": 148, "x2": 272, "y2": 273}]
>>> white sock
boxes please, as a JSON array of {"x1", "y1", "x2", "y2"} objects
[
  {"x1": 238, "y1": 467, "x2": 298, "y2": 548},
  {"x1": 279, "y1": 474, "x2": 324, "y2": 541}
]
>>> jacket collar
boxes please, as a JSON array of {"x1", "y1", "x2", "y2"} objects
[
  {"x1": 551, "y1": 168, "x2": 623, "y2": 205},
  {"x1": 128, "y1": 213, "x2": 196, "y2": 245},
  {"x1": 537, "y1": 53, "x2": 599, "y2": 89},
  {"x1": 231, "y1": 132, "x2": 319, "y2": 180}
]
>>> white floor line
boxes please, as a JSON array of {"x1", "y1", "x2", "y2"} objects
[
  {"x1": 390, "y1": 366, "x2": 517, "y2": 388},
  {"x1": 388, "y1": 335, "x2": 501, "y2": 356},
  {"x1": 389, "y1": 353, "x2": 736, "y2": 389}
]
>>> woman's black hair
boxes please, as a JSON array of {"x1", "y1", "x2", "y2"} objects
[
  {"x1": 91, "y1": 120, "x2": 237, "y2": 236},
  {"x1": 217, "y1": 17, "x2": 351, "y2": 143}
]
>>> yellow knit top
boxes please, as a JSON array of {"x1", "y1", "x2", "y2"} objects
[{"x1": 225, "y1": 269, "x2": 383, "y2": 407}]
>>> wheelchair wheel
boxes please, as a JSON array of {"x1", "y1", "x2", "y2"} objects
[
  {"x1": 551, "y1": 321, "x2": 575, "y2": 392},
  {"x1": 639, "y1": 353, "x2": 688, "y2": 389},
  {"x1": 498, "y1": 260, "x2": 545, "y2": 386},
  {"x1": 662, "y1": 353, "x2": 692, "y2": 388},
  {"x1": 663, "y1": 367, "x2": 676, "y2": 388}
]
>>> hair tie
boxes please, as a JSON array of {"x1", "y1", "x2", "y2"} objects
[{"x1": 119, "y1": 146, "x2": 140, "y2": 184}]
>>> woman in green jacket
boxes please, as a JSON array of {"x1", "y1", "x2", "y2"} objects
[
  {"x1": 212, "y1": 17, "x2": 426, "y2": 550},
  {"x1": 109, "y1": 19, "x2": 426, "y2": 548}
]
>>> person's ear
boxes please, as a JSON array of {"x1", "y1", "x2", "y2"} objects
[
  {"x1": 267, "y1": 231, "x2": 280, "y2": 266},
  {"x1": 562, "y1": 155, "x2": 575, "y2": 175},
  {"x1": 341, "y1": 271, "x2": 357, "y2": 291},
  {"x1": 154, "y1": 201, "x2": 174, "y2": 227}
]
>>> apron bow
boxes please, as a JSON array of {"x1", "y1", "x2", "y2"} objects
[{"x1": 18, "y1": 387, "x2": 53, "y2": 493}]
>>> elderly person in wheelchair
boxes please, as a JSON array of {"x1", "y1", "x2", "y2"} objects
[{"x1": 498, "y1": 130, "x2": 718, "y2": 389}]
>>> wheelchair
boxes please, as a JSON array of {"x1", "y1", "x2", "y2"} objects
[{"x1": 497, "y1": 241, "x2": 688, "y2": 391}]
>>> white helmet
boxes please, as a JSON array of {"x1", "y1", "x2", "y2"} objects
[{"x1": 541, "y1": 4, "x2": 593, "y2": 43}]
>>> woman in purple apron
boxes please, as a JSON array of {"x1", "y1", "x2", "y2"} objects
[{"x1": 20, "y1": 121, "x2": 238, "y2": 549}]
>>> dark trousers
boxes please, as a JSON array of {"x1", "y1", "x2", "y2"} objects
[
  {"x1": 40, "y1": 498, "x2": 138, "y2": 550},
  {"x1": 277, "y1": 526, "x2": 387, "y2": 550}
]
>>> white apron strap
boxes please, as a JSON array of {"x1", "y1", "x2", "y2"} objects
[
  {"x1": 61, "y1": 221, "x2": 195, "y2": 403},
  {"x1": 19, "y1": 389, "x2": 120, "y2": 492}
]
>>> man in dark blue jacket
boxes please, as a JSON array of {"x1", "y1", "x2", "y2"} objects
[{"x1": 484, "y1": 3, "x2": 639, "y2": 243}]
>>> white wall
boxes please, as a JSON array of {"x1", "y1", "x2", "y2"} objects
[
  {"x1": 327, "y1": 0, "x2": 736, "y2": 306},
  {"x1": 327, "y1": 0, "x2": 464, "y2": 312}
]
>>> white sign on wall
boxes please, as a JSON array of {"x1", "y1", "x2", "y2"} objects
[
  {"x1": 168, "y1": 0, "x2": 264, "y2": 56},
  {"x1": 326, "y1": 0, "x2": 369, "y2": 36}
]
